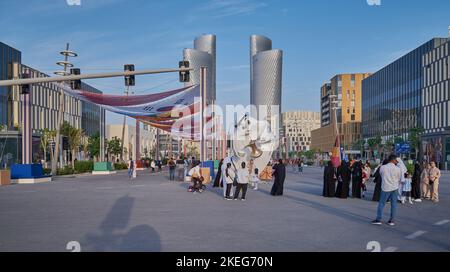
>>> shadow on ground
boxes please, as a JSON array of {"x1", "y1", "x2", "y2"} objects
[{"x1": 82, "y1": 195, "x2": 161, "y2": 252}]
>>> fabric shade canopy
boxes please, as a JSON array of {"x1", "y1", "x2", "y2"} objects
[{"x1": 57, "y1": 83, "x2": 210, "y2": 140}]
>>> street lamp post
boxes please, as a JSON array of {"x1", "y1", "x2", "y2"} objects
[{"x1": 52, "y1": 43, "x2": 77, "y2": 174}]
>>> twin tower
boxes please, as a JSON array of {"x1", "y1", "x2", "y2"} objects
[{"x1": 183, "y1": 34, "x2": 283, "y2": 122}]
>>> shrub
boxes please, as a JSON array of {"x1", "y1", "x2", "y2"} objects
[
  {"x1": 43, "y1": 168, "x2": 52, "y2": 175},
  {"x1": 114, "y1": 163, "x2": 128, "y2": 170},
  {"x1": 57, "y1": 166, "x2": 74, "y2": 176},
  {"x1": 74, "y1": 161, "x2": 94, "y2": 174}
]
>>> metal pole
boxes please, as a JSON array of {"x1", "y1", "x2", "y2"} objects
[
  {"x1": 135, "y1": 119, "x2": 140, "y2": 161},
  {"x1": 52, "y1": 43, "x2": 72, "y2": 174},
  {"x1": 120, "y1": 85, "x2": 130, "y2": 161},
  {"x1": 0, "y1": 68, "x2": 193, "y2": 87},
  {"x1": 200, "y1": 67, "x2": 207, "y2": 162},
  {"x1": 156, "y1": 129, "x2": 160, "y2": 161},
  {"x1": 99, "y1": 108, "x2": 105, "y2": 162}
]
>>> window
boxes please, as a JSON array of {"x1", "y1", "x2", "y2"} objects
[{"x1": 351, "y1": 115, "x2": 356, "y2": 121}]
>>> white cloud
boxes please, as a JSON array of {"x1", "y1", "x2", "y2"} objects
[{"x1": 200, "y1": 0, "x2": 267, "y2": 18}]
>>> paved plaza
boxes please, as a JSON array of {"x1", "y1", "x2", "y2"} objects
[{"x1": 0, "y1": 167, "x2": 449, "y2": 252}]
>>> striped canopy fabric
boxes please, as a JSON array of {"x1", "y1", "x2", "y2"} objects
[{"x1": 57, "y1": 83, "x2": 209, "y2": 140}]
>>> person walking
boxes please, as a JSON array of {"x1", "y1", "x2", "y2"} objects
[
  {"x1": 234, "y1": 162, "x2": 250, "y2": 201},
  {"x1": 411, "y1": 162, "x2": 422, "y2": 202},
  {"x1": 224, "y1": 163, "x2": 235, "y2": 200},
  {"x1": 128, "y1": 158, "x2": 134, "y2": 180},
  {"x1": 335, "y1": 161, "x2": 351, "y2": 199},
  {"x1": 400, "y1": 171, "x2": 414, "y2": 205},
  {"x1": 132, "y1": 160, "x2": 137, "y2": 179},
  {"x1": 429, "y1": 161, "x2": 441, "y2": 203},
  {"x1": 168, "y1": 158, "x2": 176, "y2": 181},
  {"x1": 362, "y1": 161, "x2": 372, "y2": 198},
  {"x1": 150, "y1": 160, "x2": 156, "y2": 173},
  {"x1": 351, "y1": 161, "x2": 363, "y2": 199},
  {"x1": 372, "y1": 160, "x2": 388, "y2": 202},
  {"x1": 213, "y1": 159, "x2": 224, "y2": 188},
  {"x1": 421, "y1": 163, "x2": 431, "y2": 200},
  {"x1": 372, "y1": 154, "x2": 402, "y2": 226},
  {"x1": 271, "y1": 159, "x2": 286, "y2": 196},
  {"x1": 183, "y1": 158, "x2": 189, "y2": 180},
  {"x1": 298, "y1": 160, "x2": 304, "y2": 174},
  {"x1": 251, "y1": 168, "x2": 260, "y2": 191},
  {"x1": 323, "y1": 161, "x2": 337, "y2": 197}
]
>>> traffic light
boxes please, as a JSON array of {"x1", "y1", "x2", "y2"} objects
[
  {"x1": 70, "y1": 68, "x2": 82, "y2": 90},
  {"x1": 21, "y1": 71, "x2": 31, "y2": 94},
  {"x1": 179, "y1": 61, "x2": 190, "y2": 83},
  {"x1": 124, "y1": 64, "x2": 135, "y2": 86}
]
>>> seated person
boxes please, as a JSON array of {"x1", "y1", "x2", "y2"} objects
[{"x1": 188, "y1": 162, "x2": 204, "y2": 193}]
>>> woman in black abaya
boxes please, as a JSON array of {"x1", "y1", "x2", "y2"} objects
[
  {"x1": 351, "y1": 161, "x2": 363, "y2": 198},
  {"x1": 411, "y1": 161, "x2": 422, "y2": 201},
  {"x1": 372, "y1": 159, "x2": 388, "y2": 202},
  {"x1": 271, "y1": 159, "x2": 286, "y2": 196},
  {"x1": 335, "y1": 161, "x2": 351, "y2": 199},
  {"x1": 213, "y1": 159, "x2": 224, "y2": 188},
  {"x1": 323, "y1": 161, "x2": 337, "y2": 197}
]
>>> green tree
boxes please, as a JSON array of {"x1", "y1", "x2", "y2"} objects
[
  {"x1": 39, "y1": 128, "x2": 56, "y2": 165},
  {"x1": 60, "y1": 122, "x2": 84, "y2": 167},
  {"x1": 88, "y1": 132, "x2": 100, "y2": 161},
  {"x1": 68, "y1": 128, "x2": 84, "y2": 167},
  {"x1": 352, "y1": 139, "x2": 365, "y2": 154},
  {"x1": 384, "y1": 139, "x2": 394, "y2": 156},
  {"x1": 107, "y1": 137, "x2": 122, "y2": 160},
  {"x1": 0, "y1": 124, "x2": 4, "y2": 132},
  {"x1": 408, "y1": 127, "x2": 424, "y2": 159}
]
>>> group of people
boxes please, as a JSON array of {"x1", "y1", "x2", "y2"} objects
[
  {"x1": 322, "y1": 154, "x2": 442, "y2": 226},
  {"x1": 323, "y1": 159, "x2": 372, "y2": 199},
  {"x1": 208, "y1": 158, "x2": 287, "y2": 201},
  {"x1": 287, "y1": 159, "x2": 305, "y2": 174}
]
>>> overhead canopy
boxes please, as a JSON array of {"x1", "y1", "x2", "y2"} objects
[{"x1": 58, "y1": 83, "x2": 209, "y2": 140}]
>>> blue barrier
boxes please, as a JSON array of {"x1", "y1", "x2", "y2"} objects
[{"x1": 11, "y1": 164, "x2": 46, "y2": 179}]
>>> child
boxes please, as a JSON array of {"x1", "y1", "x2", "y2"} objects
[
  {"x1": 401, "y1": 172, "x2": 413, "y2": 205},
  {"x1": 251, "y1": 168, "x2": 260, "y2": 190}
]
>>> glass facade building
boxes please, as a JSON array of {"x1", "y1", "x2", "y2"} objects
[
  {"x1": 362, "y1": 38, "x2": 449, "y2": 141},
  {"x1": 0, "y1": 41, "x2": 104, "y2": 166},
  {"x1": 0, "y1": 42, "x2": 21, "y2": 127},
  {"x1": 421, "y1": 40, "x2": 450, "y2": 169}
]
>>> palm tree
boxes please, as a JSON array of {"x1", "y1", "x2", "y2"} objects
[
  {"x1": 39, "y1": 129, "x2": 56, "y2": 168},
  {"x1": 68, "y1": 128, "x2": 84, "y2": 167}
]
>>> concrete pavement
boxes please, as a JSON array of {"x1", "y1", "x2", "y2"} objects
[{"x1": 0, "y1": 167, "x2": 448, "y2": 252}]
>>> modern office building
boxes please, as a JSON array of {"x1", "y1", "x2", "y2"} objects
[
  {"x1": 0, "y1": 42, "x2": 21, "y2": 127},
  {"x1": 183, "y1": 34, "x2": 216, "y2": 104},
  {"x1": 311, "y1": 73, "x2": 371, "y2": 153},
  {"x1": 320, "y1": 83, "x2": 332, "y2": 127},
  {"x1": 362, "y1": 38, "x2": 449, "y2": 141},
  {"x1": 250, "y1": 35, "x2": 283, "y2": 124},
  {"x1": 421, "y1": 39, "x2": 450, "y2": 169},
  {"x1": 282, "y1": 111, "x2": 321, "y2": 152},
  {"x1": 0, "y1": 41, "x2": 104, "y2": 166}
]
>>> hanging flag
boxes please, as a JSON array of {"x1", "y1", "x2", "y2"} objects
[
  {"x1": 331, "y1": 134, "x2": 341, "y2": 168},
  {"x1": 56, "y1": 83, "x2": 210, "y2": 140}
]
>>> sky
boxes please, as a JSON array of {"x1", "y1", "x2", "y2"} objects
[{"x1": 1, "y1": 0, "x2": 450, "y2": 126}]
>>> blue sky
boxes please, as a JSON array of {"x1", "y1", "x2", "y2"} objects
[{"x1": 1, "y1": 0, "x2": 449, "y2": 125}]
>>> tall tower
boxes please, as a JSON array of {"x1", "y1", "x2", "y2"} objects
[
  {"x1": 183, "y1": 34, "x2": 216, "y2": 104},
  {"x1": 249, "y1": 35, "x2": 283, "y2": 125}
]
